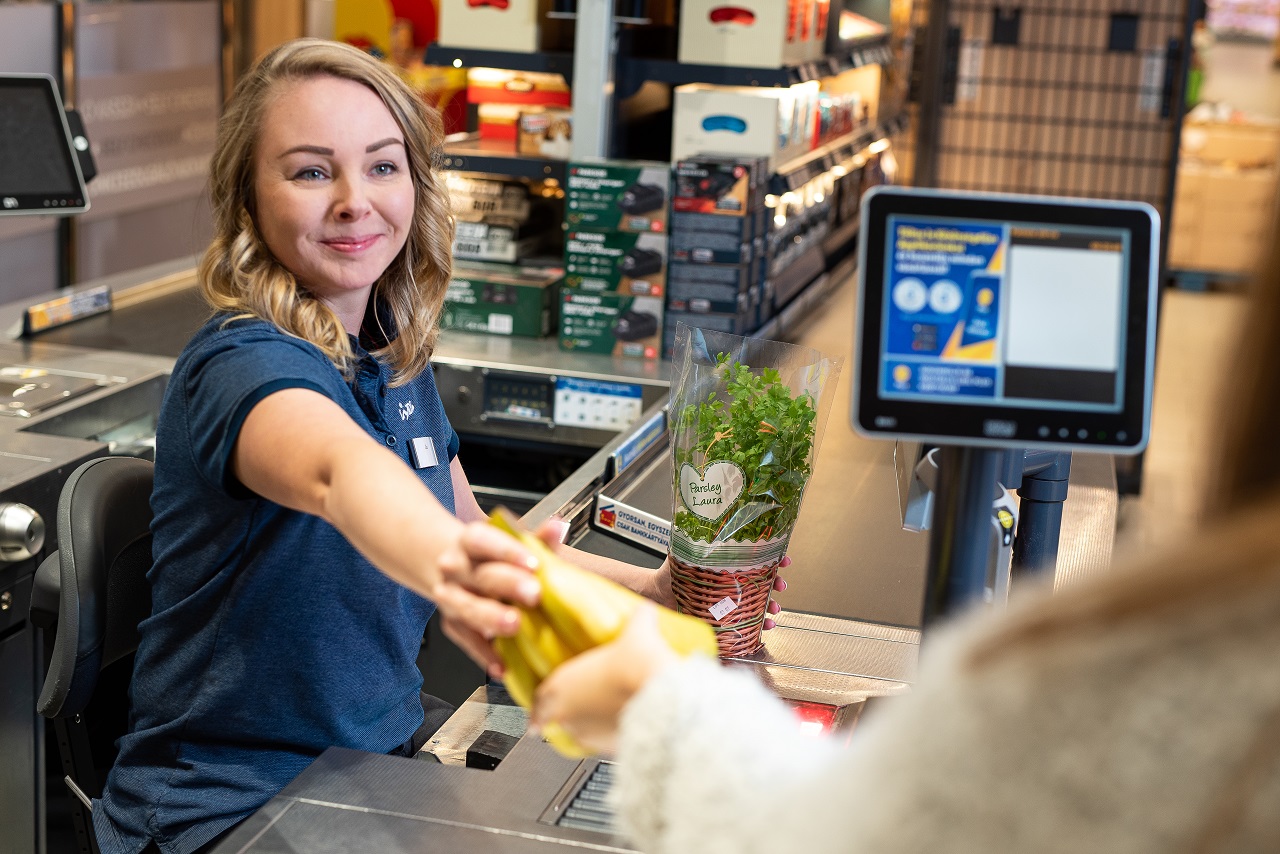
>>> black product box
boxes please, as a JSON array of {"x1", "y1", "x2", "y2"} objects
[
  {"x1": 559, "y1": 291, "x2": 663, "y2": 360},
  {"x1": 663, "y1": 308, "x2": 753, "y2": 336},
  {"x1": 667, "y1": 261, "x2": 754, "y2": 291},
  {"x1": 666, "y1": 279, "x2": 752, "y2": 314},
  {"x1": 670, "y1": 210, "x2": 759, "y2": 240},
  {"x1": 564, "y1": 229, "x2": 667, "y2": 296},
  {"x1": 669, "y1": 228, "x2": 760, "y2": 265},
  {"x1": 671, "y1": 156, "x2": 767, "y2": 216},
  {"x1": 566, "y1": 159, "x2": 670, "y2": 233}
]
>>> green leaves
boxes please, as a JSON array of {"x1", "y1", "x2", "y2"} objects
[{"x1": 673, "y1": 352, "x2": 817, "y2": 543}]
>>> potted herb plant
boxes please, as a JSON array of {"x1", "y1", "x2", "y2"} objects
[{"x1": 668, "y1": 325, "x2": 839, "y2": 656}]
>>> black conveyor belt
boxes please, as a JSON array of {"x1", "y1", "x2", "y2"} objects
[{"x1": 32, "y1": 286, "x2": 211, "y2": 357}]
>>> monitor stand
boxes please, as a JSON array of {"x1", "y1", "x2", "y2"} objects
[
  {"x1": 921, "y1": 446, "x2": 1074, "y2": 629},
  {"x1": 921, "y1": 445, "x2": 1003, "y2": 629}
]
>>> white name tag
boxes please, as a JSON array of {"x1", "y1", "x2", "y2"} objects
[{"x1": 409, "y1": 436, "x2": 439, "y2": 469}]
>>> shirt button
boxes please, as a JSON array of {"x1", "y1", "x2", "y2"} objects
[{"x1": 385, "y1": 435, "x2": 397, "y2": 447}]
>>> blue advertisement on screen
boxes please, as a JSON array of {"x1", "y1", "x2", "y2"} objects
[{"x1": 882, "y1": 218, "x2": 1007, "y2": 401}]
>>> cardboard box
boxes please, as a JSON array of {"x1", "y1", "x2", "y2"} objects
[
  {"x1": 439, "y1": 0, "x2": 540, "y2": 52},
  {"x1": 454, "y1": 220, "x2": 547, "y2": 263},
  {"x1": 668, "y1": 260, "x2": 755, "y2": 290},
  {"x1": 467, "y1": 69, "x2": 571, "y2": 108},
  {"x1": 669, "y1": 227, "x2": 759, "y2": 264},
  {"x1": 1181, "y1": 121, "x2": 1280, "y2": 168},
  {"x1": 671, "y1": 82, "x2": 819, "y2": 170},
  {"x1": 666, "y1": 279, "x2": 753, "y2": 314},
  {"x1": 566, "y1": 160, "x2": 671, "y2": 233},
  {"x1": 564, "y1": 230, "x2": 667, "y2": 296},
  {"x1": 560, "y1": 291, "x2": 663, "y2": 360},
  {"x1": 517, "y1": 107, "x2": 574, "y2": 159},
  {"x1": 446, "y1": 175, "x2": 532, "y2": 224},
  {"x1": 670, "y1": 210, "x2": 759, "y2": 239},
  {"x1": 678, "y1": 0, "x2": 822, "y2": 68},
  {"x1": 442, "y1": 263, "x2": 561, "y2": 338},
  {"x1": 439, "y1": 0, "x2": 572, "y2": 52}
]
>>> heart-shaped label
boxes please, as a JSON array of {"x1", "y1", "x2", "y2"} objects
[{"x1": 679, "y1": 461, "x2": 745, "y2": 522}]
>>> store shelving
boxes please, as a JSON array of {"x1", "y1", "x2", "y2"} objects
[
  {"x1": 423, "y1": 45, "x2": 574, "y2": 80},
  {"x1": 619, "y1": 33, "x2": 892, "y2": 89},
  {"x1": 439, "y1": 133, "x2": 568, "y2": 183}
]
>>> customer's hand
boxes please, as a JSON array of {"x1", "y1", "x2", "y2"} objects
[
  {"x1": 530, "y1": 604, "x2": 680, "y2": 755},
  {"x1": 435, "y1": 523, "x2": 542, "y2": 675}
]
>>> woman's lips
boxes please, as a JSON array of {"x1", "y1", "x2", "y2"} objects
[{"x1": 321, "y1": 235, "x2": 381, "y2": 253}]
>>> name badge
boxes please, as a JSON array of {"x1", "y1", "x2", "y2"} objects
[{"x1": 409, "y1": 436, "x2": 439, "y2": 469}]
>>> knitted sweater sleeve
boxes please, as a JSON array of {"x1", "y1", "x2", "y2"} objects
[{"x1": 611, "y1": 655, "x2": 845, "y2": 854}]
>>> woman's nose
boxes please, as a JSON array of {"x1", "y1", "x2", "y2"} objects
[{"x1": 333, "y1": 177, "x2": 371, "y2": 220}]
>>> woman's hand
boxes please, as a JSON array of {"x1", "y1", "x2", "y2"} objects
[
  {"x1": 764, "y1": 557, "x2": 790, "y2": 631},
  {"x1": 435, "y1": 523, "x2": 543, "y2": 675},
  {"x1": 530, "y1": 604, "x2": 680, "y2": 755}
]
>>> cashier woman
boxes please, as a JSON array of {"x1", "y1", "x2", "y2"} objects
[{"x1": 90, "y1": 39, "x2": 751, "y2": 854}]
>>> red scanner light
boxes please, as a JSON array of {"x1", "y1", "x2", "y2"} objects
[
  {"x1": 708, "y1": 6, "x2": 756, "y2": 25},
  {"x1": 467, "y1": 0, "x2": 511, "y2": 8}
]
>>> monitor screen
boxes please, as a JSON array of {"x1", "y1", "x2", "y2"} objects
[
  {"x1": 854, "y1": 187, "x2": 1158, "y2": 453},
  {"x1": 0, "y1": 75, "x2": 88, "y2": 215}
]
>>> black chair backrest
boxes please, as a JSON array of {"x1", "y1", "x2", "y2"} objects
[{"x1": 34, "y1": 456, "x2": 154, "y2": 720}]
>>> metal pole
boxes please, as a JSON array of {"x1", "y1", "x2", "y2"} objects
[{"x1": 570, "y1": 0, "x2": 615, "y2": 160}]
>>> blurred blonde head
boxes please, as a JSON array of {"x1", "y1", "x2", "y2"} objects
[{"x1": 200, "y1": 37, "x2": 453, "y2": 384}]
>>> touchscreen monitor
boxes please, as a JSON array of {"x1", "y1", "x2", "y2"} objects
[
  {"x1": 853, "y1": 187, "x2": 1158, "y2": 453},
  {"x1": 0, "y1": 74, "x2": 89, "y2": 215}
]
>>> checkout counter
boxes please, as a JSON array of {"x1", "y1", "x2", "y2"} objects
[
  {"x1": 0, "y1": 150, "x2": 1137, "y2": 852},
  {"x1": 0, "y1": 250, "x2": 1122, "y2": 854}
]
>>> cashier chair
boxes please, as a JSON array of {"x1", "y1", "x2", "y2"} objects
[{"x1": 29, "y1": 456, "x2": 155, "y2": 854}]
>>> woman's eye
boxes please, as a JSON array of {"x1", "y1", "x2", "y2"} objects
[
  {"x1": 372, "y1": 162, "x2": 398, "y2": 177},
  {"x1": 294, "y1": 167, "x2": 327, "y2": 181}
]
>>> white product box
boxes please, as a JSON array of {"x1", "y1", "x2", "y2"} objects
[
  {"x1": 678, "y1": 0, "x2": 823, "y2": 68},
  {"x1": 671, "y1": 82, "x2": 819, "y2": 170},
  {"x1": 439, "y1": 0, "x2": 540, "y2": 53}
]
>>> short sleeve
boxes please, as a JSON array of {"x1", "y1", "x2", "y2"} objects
[
  {"x1": 181, "y1": 323, "x2": 344, "y2": 497},
  {"x1": 447, "y1": 428, "x2": 460, "y2": 461}
]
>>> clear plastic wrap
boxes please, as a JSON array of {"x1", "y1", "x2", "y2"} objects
[{"x1": 667, "y1": 323, "x2": 842, "y2": 656}]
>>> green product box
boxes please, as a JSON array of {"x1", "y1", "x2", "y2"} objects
[
  {"x1": 559, "y1": 291, "x2": 664, "y2": 360},
  {"x1": 564, "y1": 229, "x2": 668, "y2": 297},
  {"x1": 566, "y1": 159, "x2": 670, "y2": 233},
  {"x1": 441, "y1": 262, "x2": 561, "y2": 338}
]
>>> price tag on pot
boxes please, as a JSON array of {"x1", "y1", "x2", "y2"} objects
[
  {"x1": 679, "y1": 461, "x2": 745, "y2": 522},
  {"x1": 709, "y1": 597, "x2": 738, "y2": 621}
]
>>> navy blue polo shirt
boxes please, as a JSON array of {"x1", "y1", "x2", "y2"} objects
[{"x1": 94, "y1": 315, "x2": 461, "y2": 854}]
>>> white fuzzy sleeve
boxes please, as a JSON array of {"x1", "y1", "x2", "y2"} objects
[{"x1": 611, "y1": 655, "x2": 838, "y2": 854}]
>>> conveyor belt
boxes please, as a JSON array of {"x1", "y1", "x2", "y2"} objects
[{"x1": 31, "y1": 286, "x2": 211, "y2": 357}]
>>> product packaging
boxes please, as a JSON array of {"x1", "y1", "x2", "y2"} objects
[
  {"x1": 566, "y1": 160, "x2": 671, "y2": 233},
  {"x1": 667, "y1": 324, "x2": 840, "y2": 656},
  {"x1": 441, "y1": 262, "x2": 561, "y2": 338},
  {"x1": 559, "y1": 291, "x2": 663, "y2": 360}
]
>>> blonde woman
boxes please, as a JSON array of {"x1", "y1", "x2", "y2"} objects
[
  {"x1": 533, "y1": 252, "x2": 1280, "y2": 849},
  {"x1": 94, "y1": 39, "x2": 669, "y2": 854}
]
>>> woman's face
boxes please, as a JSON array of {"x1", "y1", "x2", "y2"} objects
[{"x1": 252, "y1": 75, "x2": 415, "y2": 330}]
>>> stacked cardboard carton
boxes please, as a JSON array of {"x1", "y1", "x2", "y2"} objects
[
  {"x1": 558, "y1": 160, "x2": 670, "y2": 360},
  {"x1": 1170, "y1": 120, "x2": 1280, "y2": 275},
  {"x1": 664, "y1": 156, "x2": 771, "y2": 356}
]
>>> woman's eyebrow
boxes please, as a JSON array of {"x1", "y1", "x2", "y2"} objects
[{"x1": 276, "y1": 138, "x2": 404, "y2": 159}]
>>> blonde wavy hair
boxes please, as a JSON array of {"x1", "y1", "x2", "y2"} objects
[{"x1": 199, "y1": 38, "x2": 453, "y2": 385}]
